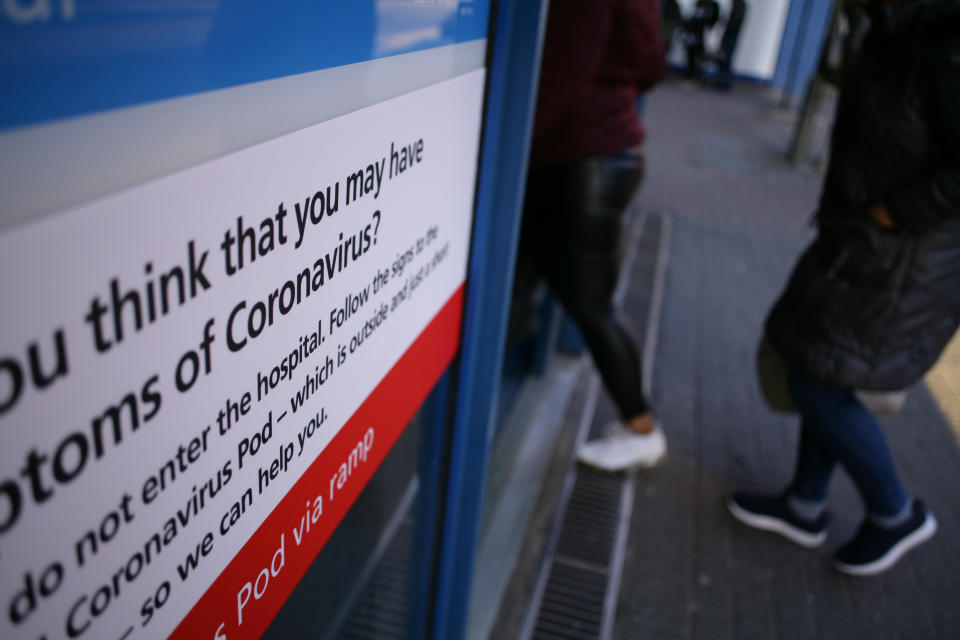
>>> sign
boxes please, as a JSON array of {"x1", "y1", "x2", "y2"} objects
[{"x1": 0, "y1": 69, "x2": 486, "y2": 640}]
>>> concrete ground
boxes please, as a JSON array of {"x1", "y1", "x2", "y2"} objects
[{"x1": 609, "y1": 79, "x2": 960, "y2": 639}]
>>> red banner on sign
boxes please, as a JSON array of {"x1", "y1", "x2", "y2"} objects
[{"x1": 169, "y1": 285, "x2": 463, "y2": 640}]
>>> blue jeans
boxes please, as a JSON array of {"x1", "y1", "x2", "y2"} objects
[{"x1": 788, "y1": 371, "x2": 910, "y2": 518}]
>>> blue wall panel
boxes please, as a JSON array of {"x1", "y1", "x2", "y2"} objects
[{"x1": 772, "y1": 0, "x2": 836, "y2": 108}]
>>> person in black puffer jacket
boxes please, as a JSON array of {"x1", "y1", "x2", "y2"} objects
[{"x1": 729, "y1": 0, "x2": 960, "y2": 576}]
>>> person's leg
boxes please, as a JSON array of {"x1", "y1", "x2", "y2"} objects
[
  {"x1": 541, "y1": 152, "x2": 648, "y2": 423},
  {"x1": 684, "y1": 43, "x2": 696, "y2": 78},
  {"x1": 683, "y1": 27, "x2": 700, "y2": 79},
  {"x1": 558, "y1": 292, "x2": 655, "y2": 424},
  {"x1": 726, "y1": 382, "x2": 837, "y2": 547},
  {"x1": 728, "y1": 423, "x2": 833, "y2": 548},
  {"x1": 689, "y1": 37, "x2": 705, "y2": 80},
  {"x1": 714, "y1": 31, "x2": 737, "y2": 90},
  {"x1": 521, "y1": 163, "x2": 653, "y2": 436},
  {"x1": 730, "y1": 370, "x2": 937, "y2": 569},
  {"x1": 508, "y1": 169, "x2": 555, "y2": 352},
  {"x1": 540, "y1": 151, "x2": 665, "y2": 470},
  {"x1": 787, "y1": 371, "x2": 936, "y2": 575},
  {"x1": 787, "y1": 371, "x2": 910, "y2": 519},
  {"x1": 550, "y1": 286, "x2": 648, "y2": 420},
  {"x1": 790, "y1": 373, "x2": 937, "y2": 576},
  {"x1": 787, "y1": 422, "x2": 837, "y2": 513}
]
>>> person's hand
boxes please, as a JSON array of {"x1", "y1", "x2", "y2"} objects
[{"x1": 868, "y1": 203, "x2": 896, "y2": 229}]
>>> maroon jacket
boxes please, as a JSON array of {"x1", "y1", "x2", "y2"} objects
[{"x1": 530, "y1": 0, "x2": 665, "y2": 167}]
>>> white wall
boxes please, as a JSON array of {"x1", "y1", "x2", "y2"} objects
[{"x1": 670, "y1": 0, "x2": 792, "y2": 80}]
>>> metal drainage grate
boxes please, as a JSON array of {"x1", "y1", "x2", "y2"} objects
[
  {"x1": 532, "y1": 469, "x2": 625, "y2": 640},
  {"x1": 536, "y1": 561, "x2": 608, "y2": 639},
  {"x1": 554, "y1": 470, "x2": 623, "y2": 566}
]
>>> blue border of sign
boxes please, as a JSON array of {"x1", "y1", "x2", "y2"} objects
[{"x1": 0, "y1": 0, "x2": 489, "y2": 130}]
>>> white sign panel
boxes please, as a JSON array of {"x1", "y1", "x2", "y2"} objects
[{"x1": 0, "y1": 69, "x2": 485, "y2": 640}]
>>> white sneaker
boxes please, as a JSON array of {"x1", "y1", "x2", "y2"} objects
[{"x1": 576, "y1": 421, "x2": 667, "y2": 471}]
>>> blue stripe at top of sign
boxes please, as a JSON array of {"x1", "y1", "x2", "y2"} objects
[{"x1": 0, "y1": 0, "x2": 489, "y2": 131}]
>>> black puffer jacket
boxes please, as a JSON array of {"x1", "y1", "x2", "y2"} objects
[{"x1": 767, "y1": 0, "x2": 960, "y2": 391}]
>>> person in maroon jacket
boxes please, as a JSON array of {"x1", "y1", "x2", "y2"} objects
[{"x1": 518, "y1": 0, "x2": 666, "y2": 470}]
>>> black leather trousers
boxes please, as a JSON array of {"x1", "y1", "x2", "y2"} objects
[{"x1": 517, "y1": 149, "x2": 649, "y2": 419}]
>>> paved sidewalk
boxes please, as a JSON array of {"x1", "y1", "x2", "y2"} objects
[{"x1": 610, "y1": 81, "x2": 960, "y2": 639}]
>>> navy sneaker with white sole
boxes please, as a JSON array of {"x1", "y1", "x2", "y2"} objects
[
  {"x1": 727, "y1": 492, "x2": 828, "y2": 548},
  {"x1": 834, "y1": 500, "x2": 937, "y2": 577}
]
